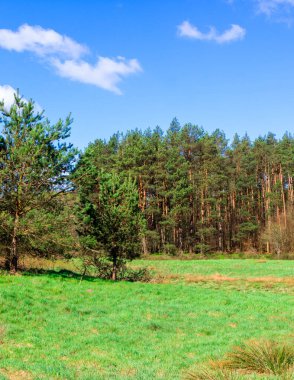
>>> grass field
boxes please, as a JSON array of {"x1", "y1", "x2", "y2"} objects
[{"x1": 0, "y1": 259, "x2": 293, "y2": 379}]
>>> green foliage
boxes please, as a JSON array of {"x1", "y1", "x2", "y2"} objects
[
  {"x1": 80, "y1": 256, "x2": 151, "y2": 282},
  {"x1": 75, "y1": 170, "x2": 145, "y2": 279},
  {"x1": 0, "y1": 93, "x2": 77, "y2": 270},
  {"x1": 0, "y1": 199, "x2": 75, "y2": 257},
  {"x1": 120, "y1": 266, "x2": 151, "y2": 282},
  {"x1": 163, "y1": 243, "x2": 177, "y2": 255},
  {"x1": 73, "y1": 123, "x2": 294, "y2": 256}
]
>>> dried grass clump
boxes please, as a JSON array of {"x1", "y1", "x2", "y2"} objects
[
  {"x1": 185, "y1": 365, "x2": 242, "y2": 380},
  {"x1": 185, "y1": 340, "x2": 294, "y2": 380},
  {"x1": 225, "y1": 340, "x2": 294, "y2": 376}
]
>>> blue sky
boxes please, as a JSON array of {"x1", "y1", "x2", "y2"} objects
[{"x1": 0, "y1": 0, "x2": 294, "y2": 148}]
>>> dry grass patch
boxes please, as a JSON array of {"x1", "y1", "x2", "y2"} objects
[
  {"x1": 0, "y1": 326, "x2": 5, "y2": 344},
  {"x1": 151, "y1": 273, "x2": 181, "y2": 284},
  {"x1": 184, "y1": 273, "x2": 294, "y2": 287},
  {"x1": 120, "y1": 367, "x2": 137, "y2": 377},
  {"x1": 185, "y1": 273, "x2": 238, "y2": 283},
  {"x1": 255, "y1": 259, "x2": 268, "y2": 263},
  {"x1": 0, "y1": 369, "x2": 33, "y2": 380},
  {"x1": 185, "y1": 365, "x2": 243, "y2": 380},
  {"x1": 247, "y1": 276, "x2": 294, "y2": 286}
]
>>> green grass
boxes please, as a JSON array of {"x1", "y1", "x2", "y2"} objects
[
  {"x1": 134, "y1": 258, "x2": 294, "y2": 278},
  {"x1": 0, "y1": 259, "x2": 293, "y2": 379}
]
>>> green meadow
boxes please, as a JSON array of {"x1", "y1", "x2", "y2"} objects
[{"x1": 0, "y1": 259, "x2": 293, "y2": 379}]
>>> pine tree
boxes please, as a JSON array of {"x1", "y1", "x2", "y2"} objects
[
  {"x1": 76, "y1": 171, "x2": 144, "y2": 280},
  {"x1": 0, "y1": 94, "x2": 77, "y2": 272}
]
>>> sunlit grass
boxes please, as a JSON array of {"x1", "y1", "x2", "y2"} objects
[
  {"x1": 0, "y1": 259, "x2": 293, "y2": 379},
  {"x1": 134, "y1": 258, "x2": 294, "y2": 279}
]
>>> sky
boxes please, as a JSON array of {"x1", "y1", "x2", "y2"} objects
[{"x1": 0, "y1": 0, "x2": 294, "y2": 148}]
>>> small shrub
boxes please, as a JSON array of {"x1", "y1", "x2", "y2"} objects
[
  {"x1": 163, "y1": 243, "x2": 177, "y2": 256},
  {"x1": 81, "y1": 255, "x2": 151, "y2": 282},
  {"x1": 225, "y1": 340, "x2": 294, "y2": 375},
  {"x1": 118, "y1": 267, "x2": 151, "y2": 282},
  {"x1": 90, "y1": 257, "x2": 114, "y2": 280}
]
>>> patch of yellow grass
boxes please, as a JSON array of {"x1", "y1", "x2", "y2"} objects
[
  {"x1": 247, "y1": 276, "x2": 294, "y2": 285},
  {"x1": 120, "y1": 367, "x2": 137, "y2": 377},
  {"x1": 184, "y1": 273, "x2": 294, "y2": 286},
  {"x1": 185, "y1": 273, "x2": 237, "y2": 283},
  {"x1": 0, "y1": 369, "x2": 33, "y2": 380}
]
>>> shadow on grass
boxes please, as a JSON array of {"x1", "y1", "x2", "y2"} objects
[{"x1": 22, "y1": 268, "x2": 98, "y2": 282}]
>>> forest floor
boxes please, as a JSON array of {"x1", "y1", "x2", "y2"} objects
[{"x1": 0, "y1": 259, "x2": 293, "y2": 379}]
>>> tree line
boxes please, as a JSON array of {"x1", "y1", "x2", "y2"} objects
[
  {"x1": 77, "y1": 118, "x2": 293, "y2": 256},
  {"x1": 0, "y1": 96, "x2": 293, "y2": 275}
]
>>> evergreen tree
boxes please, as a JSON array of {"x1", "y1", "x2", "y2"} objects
[
  {"x1": 0, "y1": 94, "x2": 77, "y2": 272},
  {"x1": 74, "y1": 120, "x2": 293, "y2": 257},
  {"x1": 76, "y1": 169, "x2": 144, "y2": 280}
]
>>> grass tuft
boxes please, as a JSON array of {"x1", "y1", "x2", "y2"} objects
[
  {"x1": 185, "y1": 365, "x2": 243, "y2": 380},
  {"x1": 225, "y1": 340, "x2": 294, "y2": 375}
]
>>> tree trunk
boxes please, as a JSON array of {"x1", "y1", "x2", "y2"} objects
[
  {"x1": 112, "y1": 253, "x2": 117, "y2": 281},
  {"x1": 4, "y1": 212, "x2": 19, "y2": 273},
  {"x1": 280, "y1": 166, "x2": 287, "y2": 228},
  {"x1": 10, "y1": 253, "x2": 18, "y2": 273},
  {"x1": 141, "y1": 235, "x2": 148, "y2": 255},
  {"x1": 4, "y1": 249, "x2": 11, "y2": 271},
  {"x1": 10, "y1": 212, "x2": 19, "y2": 273},
  {"x1": 4, "y1": 250, "x2": 18, "y2": 273}
]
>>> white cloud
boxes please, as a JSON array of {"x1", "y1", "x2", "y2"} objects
[
  {"x1": 0, "y1": 85, "x2": 19, "y2": 110},
  {"x1": 0, "y1": 24, "x2": 142, "y2": 94},
  {"x1": 51, "y1": 56, "x2": 142, "y2": 95},
  {"x1": 0, "y1": 24, "x2": 87, "y2": 59},
  {"x1": 256, "y1": 0, "x2": 294, "y2": 15},
  {"x1": 178, "y1": 21, "x2": 246, "y2": 43},
  {"x1": 0, "y1": 84, "x2": 42, "y2": 112}
]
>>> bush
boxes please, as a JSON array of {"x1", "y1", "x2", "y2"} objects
[
  {"x1": 118, "y1": 267, "x2": 151, "y2": 282},
  {"x1": 163, "y1": 243, "x2": 177, "y2": 256},
  {"x1": 81, "y1": 255, "x2": 151, "y2": 282}
]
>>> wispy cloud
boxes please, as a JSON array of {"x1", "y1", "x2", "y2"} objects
[
  {"x1": 0, "y1": 24, "x2": 87, "y2": 59},
  {"x1": 177, "y1": 21, "x2": 246, "y2": 43},
  {"x1": 52, "y1": 57, "x2": 142, "y2": 95},
  {"x1": 256, "y1": 0, "x2": 294, "y2": 15},
  {"x1": 0, "y1": 84, "x2": 42, "y2": 112},
  {"x1": 0, "y1": 24, "x2": 142, "y2": 94}
]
